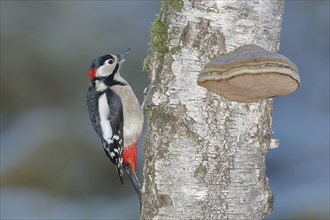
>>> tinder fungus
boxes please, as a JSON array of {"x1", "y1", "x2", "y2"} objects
[{"x1": 197, "y1": 44, "x2": 300, "y2": 103}]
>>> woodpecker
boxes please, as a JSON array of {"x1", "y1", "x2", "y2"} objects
[{"x1": 86, "y1": 48, "x2": 144, "y2": 200}]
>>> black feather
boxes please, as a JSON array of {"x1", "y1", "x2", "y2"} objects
[
  {"x1": 87, "y1": 83, "x2": 103, "y2": 138},
  {"x1": 87, "y1": 82, "x2": 125, "y2": 182},
  {"x1": 89, "y1": 54, "x2": 114, "y2": 71},
  {"x1": 124, "y1": 164, "x2": 142, "y2": 203}
]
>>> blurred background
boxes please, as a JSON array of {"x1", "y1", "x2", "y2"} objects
[{"x1": 0, "y1": 1, "x2": 328, "y2": 219}]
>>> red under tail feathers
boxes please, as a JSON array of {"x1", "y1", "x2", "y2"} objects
[{"x1": 123, "y1": 143, "x2": 138, "y2": 171}]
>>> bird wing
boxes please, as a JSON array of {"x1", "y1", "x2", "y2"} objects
[
  {"x1": 87, "y1": 84, "x2": 103, "y2": 139},
  {"x1": 104, "y1": 89, "x2": 124, "y2": 182},
  {"x1": 87, "y1": 84, "x2": 124, "y2": 183}
]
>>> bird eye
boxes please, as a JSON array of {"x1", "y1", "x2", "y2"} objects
[{"x1": 108, "y1": 59, "x2": 114, "y2": 65}]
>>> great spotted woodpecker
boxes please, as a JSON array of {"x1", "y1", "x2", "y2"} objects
[{"x1": 86, "y1": 48, "x2": 144, "y2": 200}]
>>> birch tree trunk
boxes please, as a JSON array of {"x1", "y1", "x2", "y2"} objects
[{"x1": 142, "y1": 1, "x2": 284, "y2": 219}]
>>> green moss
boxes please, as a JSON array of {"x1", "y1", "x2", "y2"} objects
[
  {"x1": 149, "y1": 0, "x2": 184, "y2": 62},
  {"x1": 150, "y1": 15, "x2": 169, "y2": 57},
  {"x1": 142, "y1": 53, "x2": 151, "y2": 73},
  {"x1": 170, "y1": 45, "x2": 181, "y2": 53},
  {"x1": 168, "y1": 0, "x2": 183, "y2": 12}
]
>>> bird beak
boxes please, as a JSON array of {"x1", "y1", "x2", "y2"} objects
[{"x1": 117, "y1": 48, "x2": 131, "y2": 62}]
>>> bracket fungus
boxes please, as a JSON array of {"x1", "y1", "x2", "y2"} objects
[{"x1": 197, "y1": 44, "x2": 300, "y2": 103}]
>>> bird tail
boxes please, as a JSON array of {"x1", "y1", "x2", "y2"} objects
[{"x1": 124, "y1": 164, "x2": 142, "y2": 202}]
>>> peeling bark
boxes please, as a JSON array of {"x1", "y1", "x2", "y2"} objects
[{"x1": 142, "y1": 0, "x2": 284, "y2": 219}]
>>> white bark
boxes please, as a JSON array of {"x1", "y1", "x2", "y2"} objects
[{"x1": 142, "y1": 0, "x2": 284, "y2": 219}]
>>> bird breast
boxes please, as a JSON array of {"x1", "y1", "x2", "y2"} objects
[{"x1": 111, "y1": 84, "x2": 144, "y2": 147}]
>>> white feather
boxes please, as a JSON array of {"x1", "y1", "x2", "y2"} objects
[
  {"x1": 98, "y1": 93, "x2": 113, "y2": 143},
  {"x1": 95, "y1": 80, "x2": 108, "y2": 92}
]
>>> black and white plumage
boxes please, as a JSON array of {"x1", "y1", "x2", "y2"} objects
[
  {"x1": 87, "y1": 84, "x2": 124, "y2": 179},
  {"x1": 86, "y1": 49, "x2": 144, "y2": 200}
]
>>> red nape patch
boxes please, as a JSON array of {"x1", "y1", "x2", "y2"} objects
[
  {"x1": 123, "y1": 143, "x2": 138, "y2": 171},
  {"x1": 89, "y1": 68, "x2": 96, "y2": 80}
]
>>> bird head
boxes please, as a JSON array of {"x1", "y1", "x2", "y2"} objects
[{"x1": 88, "y1": 48, "x2": 131, "y2": 81}]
